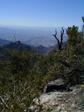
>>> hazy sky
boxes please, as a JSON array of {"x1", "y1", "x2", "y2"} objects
[{"x1": 0, "y1": 0, "x2": 83, "y2": 27}]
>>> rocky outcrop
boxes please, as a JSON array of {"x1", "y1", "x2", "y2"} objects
[
  {"x1": 43, "y1": 78, "x2": 71, "y2": 93},
  {"x1": 29, "y1": 86, "x2": 84, "y2": 112}
]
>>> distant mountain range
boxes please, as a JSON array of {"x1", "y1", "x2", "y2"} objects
[
  {"x1": 0, "y1": 26, "x2": 67, "y2": 55},
  {"x1": 0, "y1": 38, "x2": 11, "y2": 46},
  {"x1": 35, "y1": 45, "x2": 54, "y2": 54},
  {"x1": 0, "y1": 26, "x2": 67, "y2": 47},
  {"x1": 0, "y1": 39, "x2": 53, "y2": 55}
]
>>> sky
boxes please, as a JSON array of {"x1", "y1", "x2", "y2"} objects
[{"x1": 0, "y1": 0, "x2": 83, "y2": 27}]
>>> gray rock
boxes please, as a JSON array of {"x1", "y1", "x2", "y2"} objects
[
  {"x1": 29, "y1": 86, "x2": 84, "y2": 112},
  {"x1": 43, "y1": 78, "x2": 70, "y2": 93}
]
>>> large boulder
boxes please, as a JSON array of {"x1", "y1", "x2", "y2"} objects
[
  {"x1": 43, "y1": 78, "x2": 70, "y2": 93},
  {"x1": 29, "y1": 86, "x2": 84, "y2": 112}
]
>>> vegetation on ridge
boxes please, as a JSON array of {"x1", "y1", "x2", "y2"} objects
[{"x1": 0, "y1": 17, "x2": 84, "y2": 111}]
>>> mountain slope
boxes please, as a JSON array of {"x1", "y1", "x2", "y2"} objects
[{"x1": 0, "y1": 38, "x2": 11, "y2": 46}]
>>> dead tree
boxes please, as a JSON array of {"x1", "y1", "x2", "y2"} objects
[{"x1": 53, "y1": 27, "x2": 64, "y2": 50}]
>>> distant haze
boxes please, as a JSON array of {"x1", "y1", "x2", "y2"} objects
[{"x1": 0, "y1": 26, "x2": 67, "y2": 47}]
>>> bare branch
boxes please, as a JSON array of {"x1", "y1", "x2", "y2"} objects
[
  {"x1": 60, "y1": 27, "x2": 64, "y2": 45},
  {"x1": 53, "y1": 28, "x2": 64, "y2": 50},
  {"x1": 53, "y1": 29, "x2": 60, "y2": 49}
]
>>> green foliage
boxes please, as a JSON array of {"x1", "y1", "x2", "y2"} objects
[{"x1": 66, "y1": 25, "x2": 81, "y2": 46}]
